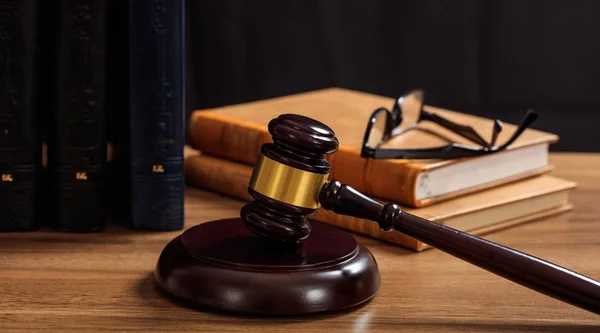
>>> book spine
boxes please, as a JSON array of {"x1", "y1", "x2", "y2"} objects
[
  {"x1": 365, "y1": 158, "x2": 420, "y2": 207},
  {"x1": 128, "y1": 0, "x2": 185, "y2": 230},
  {"x1": 184, "y1": 153, "x2": 253, "y2": 203},
  {"x1": 187, "y1": 111, "x2": 420, "y2": 206},
  {"x1": 0, "y1": 0, "x2": 39, "y2": 231},
  {"x1": 187, "y1": 111, "x2": 271, "y2": 166},
  {"x1": 184, "y1": 154, "x2": 421, "y2": 251},
  {"x1": 50, "y1": 0, "x2": 107, "y2": 232}
]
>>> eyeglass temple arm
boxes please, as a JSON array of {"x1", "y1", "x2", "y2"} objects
[
  {"x1": 494, "y1": 109, "x2": 538, "y2": 151},
  {"x1": 490, "y1": 120, "x2": 502, "y2": 147},
  {"x1": 419, "y1": 110, "x2": 493, "y2": 147},
  {"x1": 373, "y1": 144, "x2": 485, "y2": 159}
]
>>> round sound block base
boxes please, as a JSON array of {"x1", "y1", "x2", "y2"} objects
[{"x1": 154, "y1": 218, "x2": 381, "y2": 316}]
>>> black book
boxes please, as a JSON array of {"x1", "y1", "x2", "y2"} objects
[
  {"x1": 128, "y1": 0, "x2": 185, "y2": 230},
  {"x1": 49, "y1": 0, "x2": 107, "y2": 232},
  {"x1": 0, "y1": 0, "x2": 39, "y2": 231}
]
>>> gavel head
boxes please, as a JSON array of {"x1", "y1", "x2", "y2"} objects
[{"x1": 240, "y1": 114, "x2": 339, "y2": 243}]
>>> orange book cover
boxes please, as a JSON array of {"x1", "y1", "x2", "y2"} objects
[
  {"x1": 187, "y1": 88, "x2": 557, "y2": 207},
  {"x1": 184, "y1": 151, "x2": 575, "y2": 251}
]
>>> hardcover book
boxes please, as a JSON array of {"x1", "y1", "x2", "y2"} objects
[
  {"x1": 49, "y1": 0, "x2": 107, "y2": 232},
  {"x1": 128, "y1": 0, "x2": 185, "y2": 230},
  {"x1": 185, "y1": 150, "x2": 575, "y2": 251},
  {"x1": 0, "y1": 0, "x2": 39, "y2": 231},
  {"x1": 187, "y1": 88, "x2": 557, "y2": 207}
]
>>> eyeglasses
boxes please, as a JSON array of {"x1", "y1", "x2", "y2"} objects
[{"x1": 360, "y1": 89, "x2": 538, "y2": 159}]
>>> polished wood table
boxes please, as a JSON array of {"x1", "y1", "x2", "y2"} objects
[{"x1": 1, "y1": 153, "x2": 599, "y2": 332}]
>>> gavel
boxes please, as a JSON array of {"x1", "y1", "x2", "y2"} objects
[
  {"x1": 239, "y1": 114, "x2": 600, "y2": 315},
  {"x1": 155, "y1": 113, "x2": 600, "y2": 316}
]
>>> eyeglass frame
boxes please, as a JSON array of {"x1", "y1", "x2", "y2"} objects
[{"x1": 360, "y1": 89, "x2": 539, "y2": 159}]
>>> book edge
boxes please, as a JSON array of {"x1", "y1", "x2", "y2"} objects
[
  {"x1": 415, "y1": 164, "x2": 557, "y2": 208},
  {"x1": 416, "y1": 203, "x2": 574, "y2": 251}
]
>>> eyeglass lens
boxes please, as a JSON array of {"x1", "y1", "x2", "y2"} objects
[
  {"x1": 367, "y1": 110, "x2": 388, "y2": 148},
  {"x1": 398, "y1": 91, "x2": 423, "y2": 119}
]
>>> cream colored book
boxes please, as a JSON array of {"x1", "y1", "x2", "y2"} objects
[{"x1": 184, "y1": 150, "x2": 575, "y2": 251}]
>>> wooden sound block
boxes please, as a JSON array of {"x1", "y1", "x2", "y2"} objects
[{"x1": 154, "y1": 218, "x2": 381, "y2": 315}]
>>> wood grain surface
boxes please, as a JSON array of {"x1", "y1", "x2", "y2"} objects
[{"x1": 1, "y1": 153, "x2": 599, "y2": 332}]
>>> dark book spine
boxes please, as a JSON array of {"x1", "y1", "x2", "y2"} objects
[
  {"x1": 49, "y1": 0, "x2": 107, "y2": 232},
  {"x1": 0, "y1": 0, "x2": 39, "y2": 231},
  {"x1": 128, "y1": 0, "x2": 185, "y2": 230}
]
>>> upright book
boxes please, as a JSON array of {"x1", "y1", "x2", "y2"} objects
[
  {"x1": 187, "y1": 88, "x2": 557, "y2": 207},
  {"x1": 185, "y1": 150, "x2": 575, "y2": 251},
  {"x1": 0, "y1": 0, "x2": 39, "y2": 231},
  {"x1": 128, "y1": 0, "x2": 185, "y2": 230},
  {"x1": 49, "y1": 0, "x2": 107, "y2": 232}
]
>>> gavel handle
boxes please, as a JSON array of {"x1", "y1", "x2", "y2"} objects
[{"x1": 319, "y1": 180, "x2": 600, "y2": 315}]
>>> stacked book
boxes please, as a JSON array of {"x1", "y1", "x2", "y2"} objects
[
  {"x1": 184, "y1": 88, "x2": 575, "y2": 251},
  {"x1": 0, "y1": 0, "x2": 185, "y2": 232}
]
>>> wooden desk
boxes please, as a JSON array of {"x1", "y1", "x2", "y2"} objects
[{"x1": 1, "y1": 153, "x2": 599, "y2": 332}]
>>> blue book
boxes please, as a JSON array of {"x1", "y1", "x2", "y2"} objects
[
  {"x1": 128, "y1": 0, "x2": 185, "y2": 230},
  {"x1": 50, "y1": 0, "x2": 108, "y2": 232}
]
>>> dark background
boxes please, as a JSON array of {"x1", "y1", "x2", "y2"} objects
[{"x1": 184, "y1": 0, "x2": 600, "y2": 152}]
